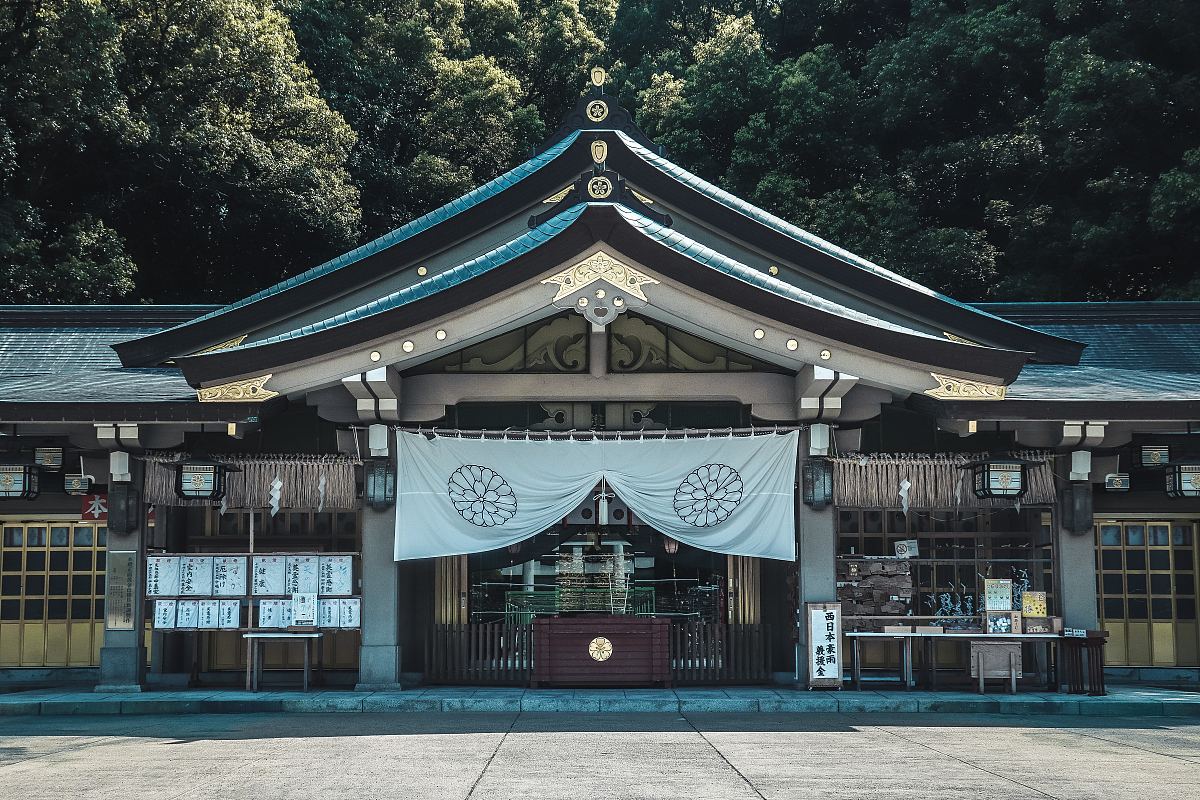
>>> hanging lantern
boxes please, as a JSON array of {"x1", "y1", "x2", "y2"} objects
[
  {"x1": 1104, "y1": 473, "x2": 1130, "y2": 492},
  {"x1": 0, "y1": 465, "x2": 39, "y2": 500},
  {"x1": 1142, "y1": 446, "x2": 1170, "y2": 467},
  {"x1": 802, "y1": 458, "x2": 833, "y2": 509},
  {"x1": 967, "y1": 459, "x2": 1030, "y2": 499},
  {"x1": 34, "y1": 447, "x2": 63, "y2": 471},
  {"x1": 365, "y1": 458, "x2": 396, "y2": 509},
  {"x1": 663, "y1": 536, "x2": 679, "y2": 555},
  {"x1": 175, "y1": 459, "x2": 231, "y2": 500},
  {"x1": 1165, "y1": 463, "x2": 1200, "y2": 498},
  {"x1": 63, "y1": 474, "x2": 92, "y2": 496}
]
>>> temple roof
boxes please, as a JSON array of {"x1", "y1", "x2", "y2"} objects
[{"x1": 113, "y1": 78, "x2": 1079, "y2": 369}]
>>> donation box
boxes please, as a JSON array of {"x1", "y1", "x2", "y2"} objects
[{"x1": 532, "y1": 616, "x2": 671, "y2": 687}]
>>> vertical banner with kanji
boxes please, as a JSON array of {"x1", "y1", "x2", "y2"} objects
[{"x1": 806, "y1": 602, "x2": 843, "y2": 689}]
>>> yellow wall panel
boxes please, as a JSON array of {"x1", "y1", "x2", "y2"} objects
[
  {"x1": 1176, "y1": 623, "x2": 1199, "y2": 667},
  {"x1": 1152, "y1": 622, "x2": 1177, "y2": 666},
  {"x1": 0, "y1": 623, "x2": 21, "y2": 666},
  {"x1": 1126, "y1": 622, "x2": 1151, "y2": 665},
  {"x1": 43, "y1": 623, "x2": 68, "y2": 667},
  {"x1": 67, "y1": 621, "x2": 93, "y2": 666},
  {"x1": 20, "y1": 626, "x2": 44, "y2": 666},
  {"x1": 92, "y1": 622, "x2": 103, "y2": 664},
  {"x1": 1103, "y1": 622, "x2": 1127, "y2": 665}
]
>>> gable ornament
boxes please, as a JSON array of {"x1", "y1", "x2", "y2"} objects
[
  {"x1": 923, "y1": 373, "x2": 1006, "y2": 401},
  {"x1": 541, "y1": 251, "x2": 659, "y2": 327},
  {"x1": 197, "y1": 374, "x2": 279, "y2": 403}
]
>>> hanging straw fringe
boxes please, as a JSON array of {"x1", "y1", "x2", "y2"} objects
[
  {"x1": 830, "y1": 451, "x2": 1054, "y2": 508},
  {"x1": 139, "y1": 453, "x2": 361, "y2": 510}
]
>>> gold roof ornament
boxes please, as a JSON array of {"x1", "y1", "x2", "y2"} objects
[
  {"x1": 924, "y1": 373, "x2": 1006, "y2": 401},
  {"x1": 193, "y1": 335, "x2": 247, "y2": 355},
  {"x1": 943, "y1": 331, "x2": 981, "y2": 346},
  {"x1": 590, "y1": 66, "x2": 607, "y2": 88},
  {"x1": 587, "y1": 176, "x2": 613, "y2": 199},
  {"x1": 586, "y1": 100, "x2": 609, "y2": 123},
  {"x1": 197, "y1": 374, "x2": 279, "y2": 403},
  {"x1": 591, "y1": 139, "x2": 608, "y2": 164},
  {"x1": 630, "y1": 190, "x2": 654, "y2": 205},
  {"x1": 542, "y1": 251, "x2": 659, "y2": 302},
  {"x1": 542, "y1": 186, "x2": 573, "y2": 204}
]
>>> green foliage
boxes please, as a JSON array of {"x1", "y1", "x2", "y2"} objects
[{"x1": 4, "y1": 0, "x2": 1200, "y2": 302}]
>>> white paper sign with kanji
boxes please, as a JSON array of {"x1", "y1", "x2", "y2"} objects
[
  {"x1": 318, "y1": 556, "x2": 353, "y2": 596},
  {"x1": 252, "y1": 556, "x2": 286, "y2": 596},
  {"x1": 197, "y1": 600, "x2": 220, "y2": 629},
  {"x1": 146, "y1": 556, "x2": 180, "y2": 597},
  {"x1": 178, "y1": 557, "x2": 213, "y2": 596},
  {"x1": 218, "y1": 599, "x2": 241, "y2": 629},
  {"x1": 807, "y1": 603, "x2": 842, "y2": 688},
  {"x1": 213, "y1": 557, "x2": 247, "y2": 596},
  {"x1": 285, "y1": 555, "x2": 319, "y2": 594},
  {"x1": 153, "y1": 599, "x2": 177, "y2": 629}
]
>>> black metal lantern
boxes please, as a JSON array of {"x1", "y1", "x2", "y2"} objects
[
  {"x1": 175, "y1": 459, "x2": 230, "y2": 500},
  {"x1": 1165, "y1": 463, "x2": 1200, "y2": 498},
  {"x1": 967, "y1": 459, "x2": 1030, "y2": 499},
  {"x1": 1142, "y1": 445, "x2": 1170, "y2": 467},
  {"x1": 365, "y1": 458, "x2": 396, "y2": 510},
  {"x1": 63, "y1": 474, "x2": 92, "y2": 495},
  {"x1": 0, "y1": 465, "x2": 39, "y2": 499},
  {"x1": 802, "y1": 458, "x2": 833, "y2": 510},
  {"x1": 34, "y1": 447, "x2": 63, "y2": 471}
]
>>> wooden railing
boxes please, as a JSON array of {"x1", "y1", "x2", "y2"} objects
[
  {"x1": 669, "y1": 622, "x2": 772, "y2": 684},
  {"x1": 426, "y1": 623, "x2": 533, "y2": 685},
  {"x1": 426, "y1": 620, "x2": 772, "y2": 686}
]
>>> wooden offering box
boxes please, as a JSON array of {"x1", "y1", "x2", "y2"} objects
[{"x1": 533, "y1": 616, "x2": 671, "y2": 687}]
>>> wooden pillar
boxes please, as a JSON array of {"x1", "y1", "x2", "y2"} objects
[
  {"x1": 435, "y1": 555, "x2": 468, "y2": 624},
  {"x1": 726, "y1": 555, "x2": 761, "y2": 625}
]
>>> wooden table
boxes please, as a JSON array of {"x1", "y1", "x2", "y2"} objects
[
  {"x1": 846, "y1": 631, "x2": 1062, "y2": 692},
  {"x1": 243, "y1": 632, "x2": 324, "y2": 692}
]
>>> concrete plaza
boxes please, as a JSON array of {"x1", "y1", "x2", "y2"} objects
[{"x1": 0, "y1": 711, "x2": 1197, "y2": 799}]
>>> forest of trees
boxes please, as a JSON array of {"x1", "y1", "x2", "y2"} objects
[{"x1": 3, "y1": 1, "x2": 1199, "y2": 304}]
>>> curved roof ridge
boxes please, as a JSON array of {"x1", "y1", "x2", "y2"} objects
[
  {"x1": 181, "y1": 131, "x2": 582, "y2": 330},
  {"x1": 613, "y1": 206, "x2": 945, "y2": 341},
  {"x1": 615, "y1": 132, "x2": 1022, "y2": 324},
  {"x1": 207, "y1": 203, "x2": 589, "y2": 352}
]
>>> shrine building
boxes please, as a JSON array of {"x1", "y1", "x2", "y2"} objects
[{"x1": 1, "y1": 69, "x2": 1198, "y2": 691}]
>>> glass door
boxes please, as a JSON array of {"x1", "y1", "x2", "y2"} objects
[{"x1": 1097, "y1": 520, "x2": 1198, "y2": 666}]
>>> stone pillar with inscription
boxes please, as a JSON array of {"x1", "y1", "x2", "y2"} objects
[
  {"x1": 355, "y1": 501, "x2": 402, "y2": 690},
  {"x1": 96, "y1": 456, "x2": 147, "y2": 692}
]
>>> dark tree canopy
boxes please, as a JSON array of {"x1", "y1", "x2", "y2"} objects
[{"x1": 3, "y1": 0, "x2": 1199, "y2": 302}]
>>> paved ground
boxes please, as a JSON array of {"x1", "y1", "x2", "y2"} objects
[
  {"x1": 3, "y1": 685, "x2": 1199, "y2": 716},
  {"x1": 0, "y1": 712, "x2": 1196, "y2": 799}
]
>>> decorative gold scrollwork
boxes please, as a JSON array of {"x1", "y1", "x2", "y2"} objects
[
  {"x1": 542, "y1": 186, "x2": 572, "y2": 204},
  {"x1": 197, "y1": 374, "x2": 279, "y2": 403},
  {"x1": 924, "y1": 373, "x2": 1007, "y2": 401},
  {"x1": 541, "y1": 251, "x2": 659, "y2": 302},
  {"x1": 193, "y1": 335, "x2": 247, "y2": 355}
]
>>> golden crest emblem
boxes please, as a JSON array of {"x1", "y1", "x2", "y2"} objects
[
  {"x1": 587, "y1": 176, "x2": 613, "y2": 199},
  {"x1": 588, "y1": 636, "x2": 613, "y2": 662},
  {"x1": 591, "y1": 139, "x2": 608, "y2": 164},
  {"x1": 586, "y1": 100, "x2": 609, "y2": 123},
  {"x1": 590, "y1": 66, "x2": 607, "y2": 87}
]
